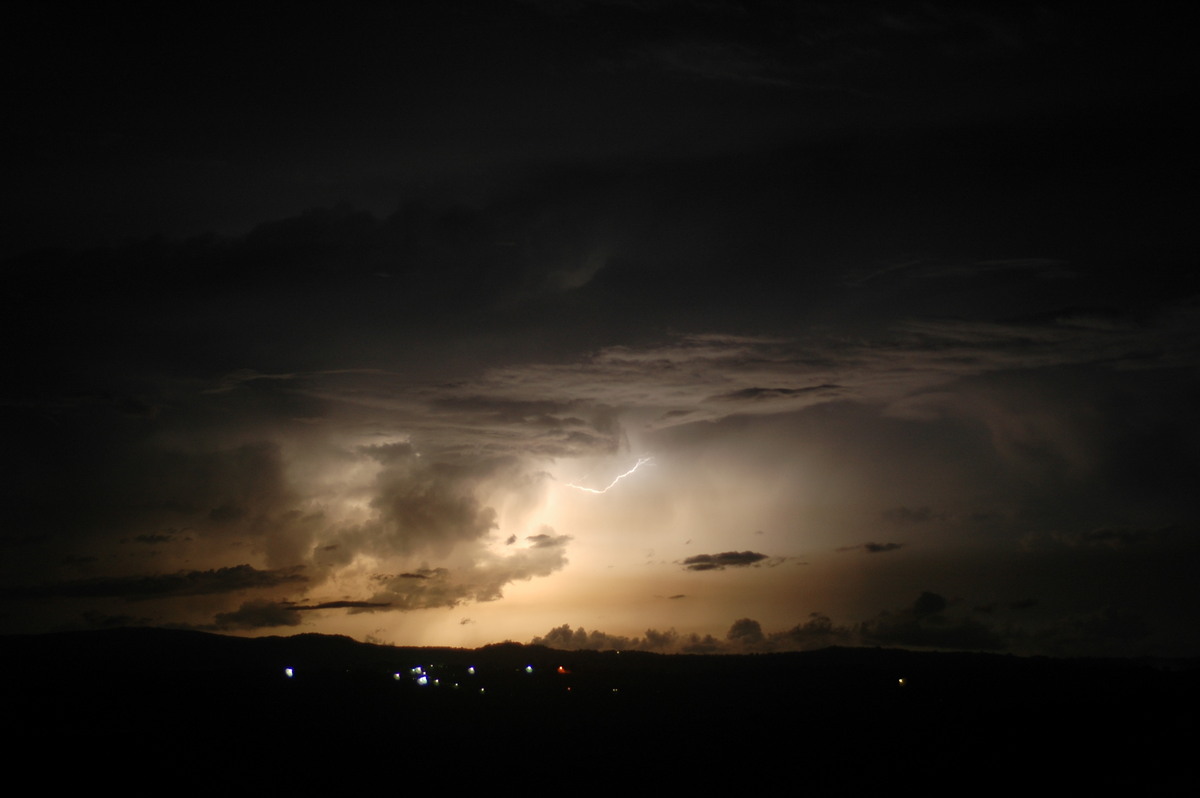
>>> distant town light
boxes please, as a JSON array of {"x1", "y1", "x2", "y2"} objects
[
  {"x1": 898, "y1": 678, "x2": 906, "y2": 687},
  {"x1": 284, "y1": 667, "x2": 294, "y2": 678},
  {"x1": 393, "y1": 673, "x2": 401, "y2": 681},
  {"x1": 525, "y1": 665, "x2": 533, "y2": 673},
  {"x1": 467, "y1": 666, "x2": 476, "y2": 675},
  {"x1": 417, "y1": 675, "x2": 429, "y2": 686}
]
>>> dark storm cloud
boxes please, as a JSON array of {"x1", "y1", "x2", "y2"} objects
[
  {"x1": 533, "y1": 614, "x2": 855, "y2": 654},
  {"x1": 531, "y1": 624, "x2": 730, "y2": 653},
  {"x1": 6, "y1": 0, "x2": 1195, "y2": 262},
  {"x1": 396, "y1": 571, "x2": 440, "y2": 580},
  {"x1": 131, "y1": 532, "x2": 178, "y2": 545},
  {"x1": 462, "y1": 290, "x2": 1199, "y2": 436},
  {"x1": 82, "y1": 611, "x2": 151, "y2": 629},
  {"x1": 292, "y1": 601, "x2": 392, "y2": 611},
  {"x1": 1016, "y1": 607, "x2": 1155, "y2": 659},
  {"x1": 710, "y1": 385, "x2": 842, "y2": 403},
  {"x1": 358, "y1": 447, "x2": 501, "y2": 558},
  {"x1": 726, "y1": 618, "x2": 764, "y2": 645},
  {"x1": 535, "y1": 587, "x2": 1176, "y2": 655},
  {"x1": 5, "y1": 140, "x2": 1194, "y2": 459},
  {"x1": 296, "y1": 451, "x2": 565, "y2": 614},
  {"x1": 775, "y1": 614, "x2": 853, "y2": 650},
  {"x1": 209, "y1": 598, "x2": 398, "y2": 630},
  {"x1": 534, "y1": 624, "x2": 629, "y2": 651},
  {"x1": 421, "y1": 396, "x2": 625, "y2": 459},
  {"x1": 1023, "y1": 524, "x2": 1191, "y2": 552},
  {"x1": 913, "y1": 592, "x2": 947, "y2": 617},
  {"x1": 2, "y1": 0, "x2": 1197, "y2": 653},
  {"x1": 681, "y1": 551, "x2": 769, "y2": 571},
  {"x1": 349, "y1": 527, "x2": 572, "y2": 612},
  {"x1": 116, "y1": 443, "x2": 294, "y2": 538},
  {"x1": 0, "y1": 565, "x2": 306, "y2": 602},
  {"x1": 202, "y1": 439, "x2": 569, "y2": 620},
  {"x1": 527, "y1": 531, "x2": 573, "y2": 549},
  {"x1": 204, "y1": 369, "x2": 304, "y2": 395},
  {"x1": 4, "y1": 197, "x2": 642, "y2": 391},
  {"x1": 534, "y1": 599, "x2": 1000, "y2": 654},
  {"x1": 859, "y1": 593, "x2": 1006, "y2": 651},
  {"x1": 5, "y1": 412, "x2": 306, "y2": 580},
  {"x1": 561, "y1": 0, "x2": 1154, "y2": 118},
  {"x1": 1074, "y1": 607, "x2": 1151, "y2": 643},
  {"x1": 214, "y1": 600, "x2": 303, "y2": 631}
]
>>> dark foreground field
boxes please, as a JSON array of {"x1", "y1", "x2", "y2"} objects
[{"x1": 3, "y1": 628, "x2": 1195, "y2": 790}]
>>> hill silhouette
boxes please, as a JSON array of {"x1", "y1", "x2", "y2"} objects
[{"x1": 3, "y1": 629, "x2": 1195, "y2": 789}]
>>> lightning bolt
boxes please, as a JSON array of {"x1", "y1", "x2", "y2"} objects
[{"x1": 565, "y1": 457, "x2": 653, "y2": 494}]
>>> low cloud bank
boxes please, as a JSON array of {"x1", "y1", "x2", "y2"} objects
[{"x1": 532, "y1": 591, "x2": 1157, "y2": 657}]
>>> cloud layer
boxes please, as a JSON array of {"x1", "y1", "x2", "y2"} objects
[{"x1": 2, "y1": 1, "x2": 1196, "y2": 655}]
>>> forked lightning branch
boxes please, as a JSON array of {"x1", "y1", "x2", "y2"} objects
[{"x1": 564, "y1": 457, "x2": 653, "y2": 494}]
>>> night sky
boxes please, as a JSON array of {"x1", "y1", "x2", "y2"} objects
[{"x1": 4, "y1": 1, "x2": 1197, "y2": 657}]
